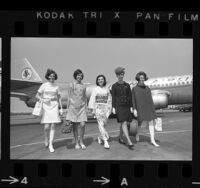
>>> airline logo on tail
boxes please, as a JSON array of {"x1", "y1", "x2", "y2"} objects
[
  {"x1": 11, "y1": 58, "x2": 42, "y2": 82},
  {"x1": 21, "y1": 68, "x2": 32, "y2": 80}
]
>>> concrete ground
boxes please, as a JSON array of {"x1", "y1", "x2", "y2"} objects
[{"x1": 10, "y1": 111, "x2": 192, "y2": 160}]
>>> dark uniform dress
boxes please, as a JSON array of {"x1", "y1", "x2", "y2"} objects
[
  {"x1": 111, "y1": 82, "x2": 133, "y2": 122},
  {"x1": 132, "y1": 84, "x2": 156, "y2": 122}
]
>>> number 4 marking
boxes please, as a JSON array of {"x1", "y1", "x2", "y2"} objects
[{"x1": 21, "y1": 177, "x2": 28, "y2": 184}]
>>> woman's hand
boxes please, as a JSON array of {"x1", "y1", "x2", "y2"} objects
[
  {"x1": 112, "y1": 108, "x2": 116, "y2": 114},
  {"x1": 133, "y1": 109, "x2": 137, "y2": 117}
]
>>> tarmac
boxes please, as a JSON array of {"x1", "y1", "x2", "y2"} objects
[{"x1": 9, "y1": 111, "x2": 192, "y2": 160}]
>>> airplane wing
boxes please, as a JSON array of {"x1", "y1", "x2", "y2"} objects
[{"x1": 11, "y1": 79, "x2": 42, "y2": 91}]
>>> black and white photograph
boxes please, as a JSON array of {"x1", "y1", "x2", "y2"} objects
[
  {"x1": 10, "y1": 38, "x2": 192, "y2": 160},
  {"x1": 0, "y1": 38, "x2": 1, "y2": 159}
]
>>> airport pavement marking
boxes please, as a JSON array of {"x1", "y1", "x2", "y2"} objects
[{"x1": 10, "y1": 129, "x2": 192, "y2": 149}]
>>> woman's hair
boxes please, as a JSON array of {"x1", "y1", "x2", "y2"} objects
[
  {"x1": 135, "y1": 71, "x2": 148, "y2": 81},
  {"x1": 73, "y1": 69, "x2": 84, "y2": 80},
  {"x1": 96, "y1": 74, "x2": 107, "y2": 86},
  {"x1": 45, "y1": 69, "x2": 58, "y2": 80}
]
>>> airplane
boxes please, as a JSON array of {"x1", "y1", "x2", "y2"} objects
[{"x1": 10, "y1": 58, "x2": 192, "y2": 114}]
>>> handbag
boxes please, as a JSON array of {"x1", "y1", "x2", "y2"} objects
[
  {"x1": 128, "y1": 119, "x2": 138, "y2": 136},
  {"x1": 32, "y1": 100, "x2": 43, "y2": 117},
  {"x1": 61, "y1": 119, "x2": 73, "y2": 134},
  {"x1": 155, "y1": 117, "x2": 162, "y2": 131}
]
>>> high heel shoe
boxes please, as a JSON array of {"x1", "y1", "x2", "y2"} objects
[
  {"x1": 150, "y1": 141, "x2": 159, "y2": 147},
  {"x1": 104, "y1": 140, "x2": 110, "y2": 149},
  {"x1": 118, "y1": 138, "x2": 126, "y2": 145},
  {"x1": 80, "y1": 143, "x2": 86, "y2": 150},
  {"x1": 127, "y1": 144, "x2": 134, "y2": 150},
  {"x1": 48, "y1": 145, "x2": 55, "y2": 152},
  {"x1": 75, "y1": 144, "x2": 80, "y2": 149}
]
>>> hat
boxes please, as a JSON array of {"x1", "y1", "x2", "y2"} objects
[{"x1": 115, "y1": 67, "x2": 125, "y2": 75}]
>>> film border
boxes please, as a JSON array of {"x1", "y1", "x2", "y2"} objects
[{"x1": 0, "y1": 10, "x2": 199, "y2": 188}]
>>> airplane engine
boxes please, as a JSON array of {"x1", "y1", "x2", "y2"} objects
[
  {"x1": 25, "y1": 97, "x2": 37, "y2": 108},
  {"x1": 152, "y1": 94, "x2": 169, "y2": 109}
]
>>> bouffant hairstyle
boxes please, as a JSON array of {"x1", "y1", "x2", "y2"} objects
[
  {"x1": 96, "y1": 74, "x2": 107, "y2": 86},
  {"x1": 45, "y1": 69, "x2": 58, "y2": 80},
  {"x1": 73, "y1": 69, "x2": 84, "y2": 80},
  {"x1": 135, "y1": 71, "x2": 148, "y2": 81}
]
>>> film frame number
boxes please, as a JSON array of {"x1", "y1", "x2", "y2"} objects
[{"x1": 20, "y1": 177, "x2": 28, "y2": 185}]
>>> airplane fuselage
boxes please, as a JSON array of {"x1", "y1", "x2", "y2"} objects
[{"x1": 13, "y1": 79, "x2": 193, "y2": 110}]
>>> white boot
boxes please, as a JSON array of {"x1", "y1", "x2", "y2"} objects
[
  {"x1": 149, "y1": 125, "x2": 159, "y2": 147},
  {"x1": 104, "y1": 140, "x2": 110, "y2": 149},
  {"x1": 49, "y1": 129, "x2": 55, "y2": 152}
]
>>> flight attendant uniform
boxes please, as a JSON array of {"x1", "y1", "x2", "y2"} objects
[
  {"x1": 38, "y1": 82, "x2": 61, "y2": 124},
  {"x1": 132, "y1": 84, "x2": 157, "y2": 122},
  {"x1": 88, "y1": 86, "x2": 112, "y2": 141},
  {"x1": 66, "y1": 82, "x2": 87, "y2": 123},
  {"x1": 111, "y1": 81, "x2": 133, "y2": 122}
]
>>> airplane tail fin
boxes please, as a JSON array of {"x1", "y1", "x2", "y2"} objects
[{"x1": 11, "y1": 58, "x2": 42, "y2": 82}]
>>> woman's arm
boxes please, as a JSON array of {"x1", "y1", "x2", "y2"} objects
[
  {"x1": 131, "y1": 87, "x2": 138, "y2": 117},
  {"x1": 36, "y1": 92, "x2": 43, "y2": 101}
]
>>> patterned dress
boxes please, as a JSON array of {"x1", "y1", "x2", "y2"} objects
[
  {"x1": 37, "y1": 82, "x2": 61, "y2": 124},
  {"x1": 89, "y1": 86, "x2": 112, "y2": 122},
  {"x1": 88, "y1": 86, "x2": 112, "y2": 141},
  {"x1": 66, "y1": 82, "x2": 87, "y2": 123}
]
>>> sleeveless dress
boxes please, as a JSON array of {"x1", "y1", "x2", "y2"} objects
[
  {"x1": 38, "y1": 82, "x2": 61, "y2": 124},
  {"x1": 66, "y1": 82, "x2": 87, "y2": 123}
]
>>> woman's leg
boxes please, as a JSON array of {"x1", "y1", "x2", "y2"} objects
[
  {"x1": 44, "y1": 124, "x2": 50, "y2": 147},
  {"x1": 119, "y1": 123, "x2": 124, "y2": 141},
  {"x1": 148, "y1": 120, "x2": 159, "y2": 147},
  {"x1": 136, "y1": 121, "x2": 142, "y2": 142},
  {"x1": 49, "y1": 123, "x2": 55, "y2": 152},
  {"x1": 73, "y1": 123, "x2": 80, "y2": 149},
  {"x1": 79, "y1": 122, "x2": 86, "y2": 149},
  {"x1": 97, "y1": 118, "x2": 109, "y2": 149},
  {"x1": 122, "y1": 121, "x2": 133, "y2": 146}
]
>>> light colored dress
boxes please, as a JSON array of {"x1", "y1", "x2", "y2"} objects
[
  {"x1": 88, "y1": 86, "x2": 112, "y2": 141},
  {"x1": 89, "y1": 86, "x2": 112, "y2": 121},
  {"x1": 66, "y1": 82, "x2": 87, "y2": 123},
  {"x1": 38, "y1": 82, "x2": 61, "y2": 124}
]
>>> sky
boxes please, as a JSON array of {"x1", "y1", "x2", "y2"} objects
[{"x1": 10, "y1": 38, "x2": 193, "y2": 112}]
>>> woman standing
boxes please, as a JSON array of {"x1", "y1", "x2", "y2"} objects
[
  {"x1": 66, "y1": 69, "x2": 87, "y2": 149},
  {"x1": 111, "y1": 67, "x2": 134, "y2": 150},
  {"x1": 132, "y1": 71, "x2": 159, "y2": 147},
  {"x1": 88, "y1": 75, "x2": 112, "y2": 149},
  {"x1": 36, "y1": 69, "x2": 63, "y2": 153}
]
